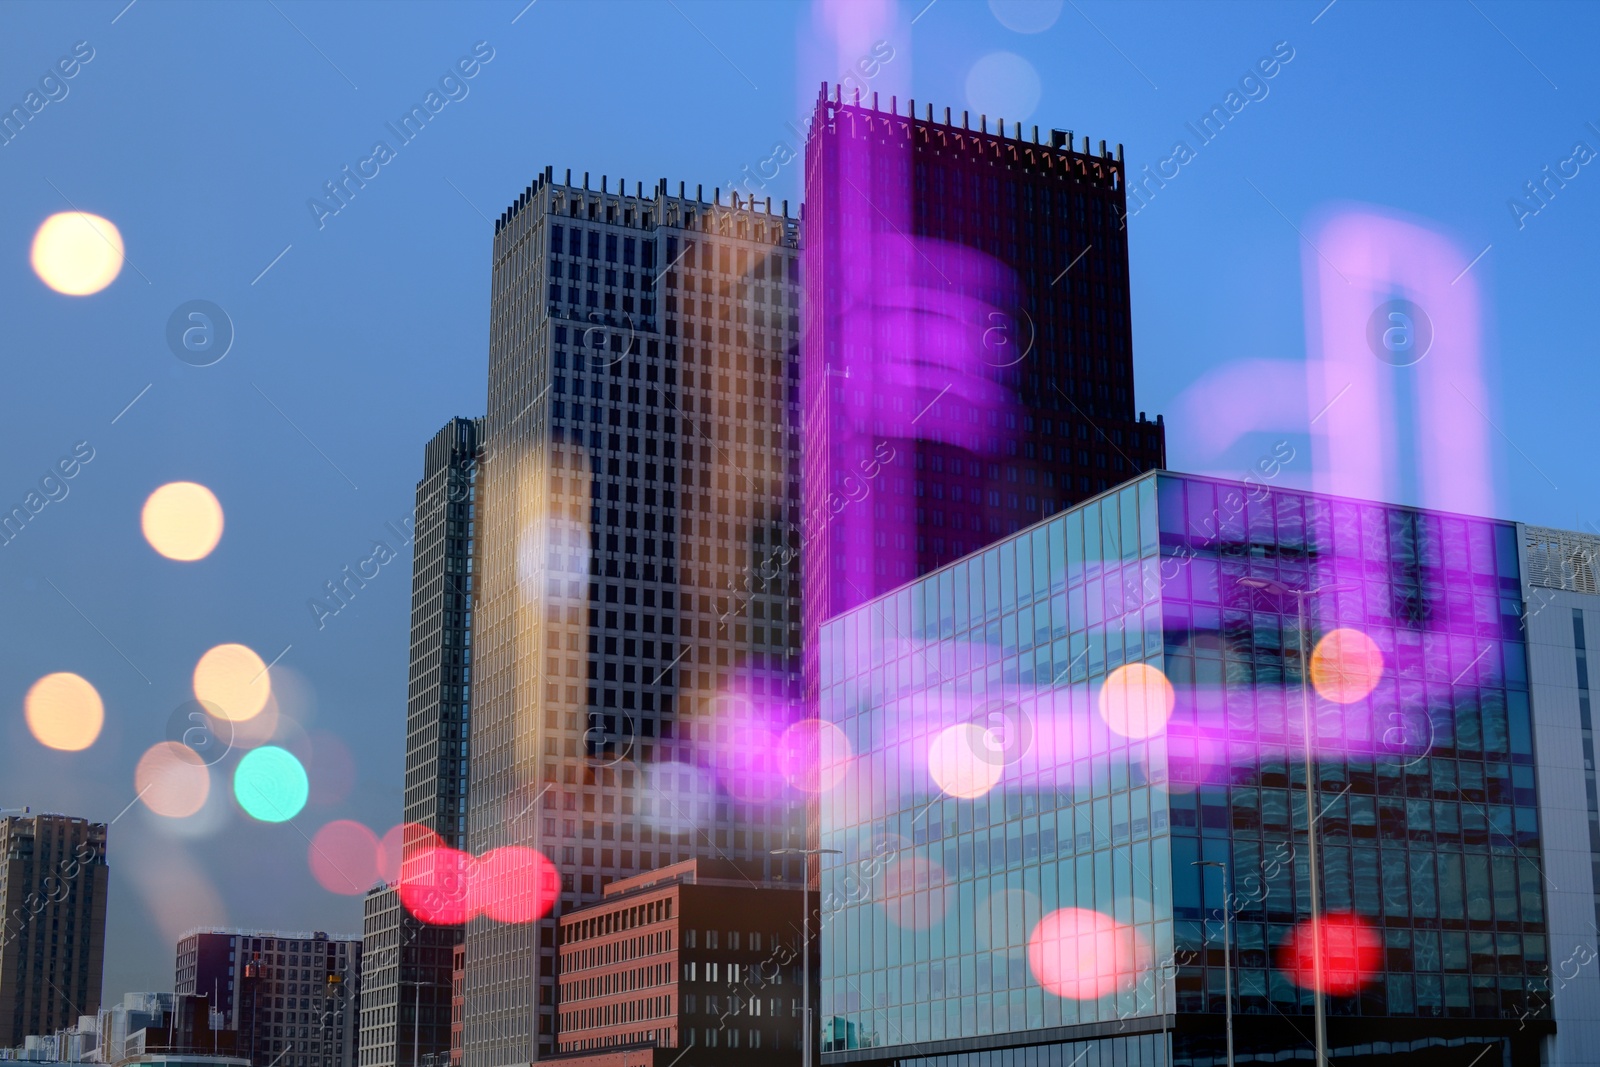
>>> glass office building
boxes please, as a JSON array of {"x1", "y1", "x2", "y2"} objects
[{"x1": 817, "y1": 471, "x2": 1550, "y2": 1066}]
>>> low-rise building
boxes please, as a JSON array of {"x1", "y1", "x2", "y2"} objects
[{"x1": 553, "y1": 859, "x2": 803, "y2": 1066}]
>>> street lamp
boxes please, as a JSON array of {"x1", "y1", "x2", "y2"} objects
[
  {"x1": 1237, "y1": 577, "x2": 1352, "y2": 1067},
  {"x1": 402, "y1": 978, "x2": 446, "y2": 1067},
  {"x1": 1192, "y1": 860, "x2": 1234, "y2": 1067},
  {"x1": 772, "y1": 847, "x2": 843, "y2": 1067}
]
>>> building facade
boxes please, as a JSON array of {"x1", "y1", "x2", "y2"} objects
[
  {"x1": 555, "y1": 859, "x2": 801, "y2": 1064},
  {"x1": 361, "y1": 418, "x2": 483, "y2": 1067},
  {"x1": 1519, "y1": 524, "x2": 1600, "y2": 1065},
  {"x1": 800, "y1": 87, "x2": 1166, "y2": 700},
  {"x1": 464, "y1": 172, "x2": 806, "y2": 1064},
  {"x1": 176, "y1": 930, "x2": 360, "y2": 1067},
  {"x1": 0, "y1": 814, "x2": 109, "y2": 1048},
  {"x1": 818, "y1": 472, "x2": 1550, "y2": 1065}
]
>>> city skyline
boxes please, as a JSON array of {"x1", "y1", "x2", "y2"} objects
[{"x1": 6, "y1": 0, "x2": 1600, "y2": 1044}]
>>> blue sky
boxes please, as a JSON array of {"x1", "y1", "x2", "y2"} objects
[{"x1": 3, "y1": 0, "x2": 1598, "y2": 1001}]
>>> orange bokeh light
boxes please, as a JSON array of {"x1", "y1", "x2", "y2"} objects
[
  {"x1": 24, "y1": 672, "x2": 103, "y2": 751},
  {"x1": 31, "y1": 211, "x2": 124, "y2": 295},
  {"x1": 142, "y1": 482, "x2": 224, "y2": 562},
  {"x1": 1028, "y1": 907, "x2": 1149, "y2": 1001},
  {"x1": 1277, "y1": 912, "x2": 1383, "y2": 995},
  {"x1": 193, "y1": 643, "x2": 271, "y2": 721},
  {"x1": 1310, "y1": 628, "x2": 1384, "y2": 704},
  {"x1": 1097, "y1": 663, "x2": 1175, "y2": 739},
  {"x1": 135, "y1": 741, "x2": 211, "y2": 818},
  {"x1": 928, "y1": 723, "x2": 1004, "y2": 798}
]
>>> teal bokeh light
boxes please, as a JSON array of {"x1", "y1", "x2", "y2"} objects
[{"x1": 233, "y1": 745, "x2": 309, "y2": 822}]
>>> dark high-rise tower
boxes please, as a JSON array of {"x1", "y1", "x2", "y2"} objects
[
  {"x1": 361, "y1": 417, "x2": 482, "y2": 1067},
  {"x1": 801, "y1": 87, "x2": 1165, "y2": 693},
  {"x1": 0, "y1": 813, "x2": 108, "y2": 1047},
  {"x1": 464, "y1": 172, "x2": 805, "y2": 1064}
]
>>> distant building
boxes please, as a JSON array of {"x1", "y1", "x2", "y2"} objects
[
  {"x1": 176, "y1": 930, "x2": 360, "y2": 1067},
  {"x1": 95, "y1": 993, "x2": 237, "y2": 1066},
  {"x1": 360, "y1": 417, "x2": 482, "y2": 1067},
  {"x1": 553, "y1": 859, "x2": 802, "y2": 1065},
  {"x1": 0, "y1": 813, "x2": 109, "y2": 1047},
  {"x1": 98, "y1": 994, "x2": 174, "y2": 1066}
]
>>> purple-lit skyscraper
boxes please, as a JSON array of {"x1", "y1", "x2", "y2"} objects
[{"x1": 801, "y1": 86, "x2": 1166, "y2": 699}]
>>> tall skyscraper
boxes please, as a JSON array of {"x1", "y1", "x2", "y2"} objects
[
  {"x1": 463, "y1": 171, "x2": 805, "y2": 1064},
  {"x1": 0, "y1": 813, "x2": 108, "y2": 1047},
  {"x1": 177, "y1": 929, "x2": 361, "y2": 1067},
  {"x1": 818, "y1": 472, "x2": 1550, "y2": 1065},
  {"x1": 362, "y1": 417, "x2": 483, "y2": 1067},
  {"x1": 801, "y1": 87, "x2": 1165, "y2": 697}
]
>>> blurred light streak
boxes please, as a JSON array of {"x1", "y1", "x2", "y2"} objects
[
  {"x1": 124, "y1": 843, "x2": 226, "y2": 950},
  {"x1": 1304, "y1": 207, "x2": 1494, "y2": 517}
]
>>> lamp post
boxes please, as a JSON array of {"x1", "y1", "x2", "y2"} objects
[
  {"x1": 772, "y1": 847, "x2": 843, "y2": 1067},
  {"x1": 1192, "y1": 860, "x2": 1234, "y2": 1067},
  {"x1": 1238, "y1": 577, "x2": 1352, "y2": 1067},
  {"x1": 403, "y1": 978, "x2": 446, "y2": 1067}
]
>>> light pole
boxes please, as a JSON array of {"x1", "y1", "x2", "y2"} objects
[
  {"x1": 403, "y1": 978, "x2": 446, "y2": 1067},
  {"x1": 1192, "y1": 860, "x2": 1234, "y2": 1067},
  {"x1": 772, "y1": 847, "x2": 842, "y2": 1067},
  {"x1": 1238, "y1": 577, "x2": 1352, "y2": 1067}
]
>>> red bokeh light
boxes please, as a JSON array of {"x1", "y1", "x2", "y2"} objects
[
  {"x1": 469, "y1": 846, "x2": 560, "y2": 924},
  {"x1": 398, "y1": 843, "x2": 474, "y2": 925},
  {"x1": 308, "y1": 820, "x2": 380, "y2": 896},
  {"x1": 1277, "y1": 912, "x2": 1382, "y2": 995},
  {"x1": 395, "y1": 839, "x2": 559, "y2": 927},
  {"x1": 1028, "y1": 908, "x2": 1148, "y2": 1001}
]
